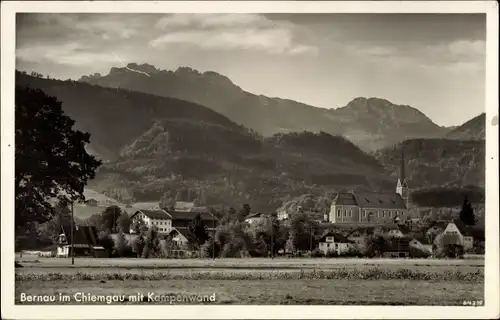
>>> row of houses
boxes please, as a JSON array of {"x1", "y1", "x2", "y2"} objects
[
  {"x1": 315, "y1": 219, "x2": 483, "y2": 257},
  {"x1": 129, "y1": 208, "x2": 217, "y2": 245},
  {"x1": 56, "y1": 203, "x2": 218, "y2": 257}
]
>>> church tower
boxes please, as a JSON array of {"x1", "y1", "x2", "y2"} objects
[{"x1": 396, "y1": 150, "x2": 409, "y2": 208}]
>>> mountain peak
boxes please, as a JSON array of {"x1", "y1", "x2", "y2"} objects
[
  {"x1": 126, "y1": 63, "x2": 158, "y2": 74},
  {"x1": 347, "y1": 97, "x2": 401, "y2": 108},
  {"x1": 175, "y1": 66, "x2": 201, "y2": 76}
]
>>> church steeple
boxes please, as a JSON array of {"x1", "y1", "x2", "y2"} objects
[
  {"x1": 400, "y1": 150, "x2": 405, "y2": 182},
  {"x1": 396, "y1": 149, "x2": 409, "y2": 207}
]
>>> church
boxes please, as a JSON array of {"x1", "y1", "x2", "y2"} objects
[{"x1": 327, "y1": 152, "x2": 410, "y2": 225}]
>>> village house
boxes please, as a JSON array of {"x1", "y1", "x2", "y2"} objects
[
  {"x1": 174, "y1": 201, "x2": 196, "y2": 212},
  {"x1": 244, "y1": 212, "x2": 269, "y2": 225},
  {"x1": 85, "y1": 198, "x2": 98, "y2": 207},
  {"x1": 57, "y1": 225, "x2": 107, "y2": 258},
  {"x1": 318, "y1": 232, "x2": 353, "y2": 255},
  {"x1": 347, "y1": 234, "x2": 367, "y2": 251},
  {"x1": 276, "y1": 206, "x2": 289, "y2": 220},
  {"x1": 387, "y1": 228, "x2": 405, "y2": 238},
  {"x1": 409, "y1": 238, "x2": 432, "y2": 255},
  {"x1": 383, "y1": 237, "x2": 411, "y2": 258},
  {"x1": 131, "y1": 209, "x2": 218, "y2": 245},
  {"x1": 426, "y1": 224, "x2": 445, "y2": 242},
  {"x1": 433, "y1": 220, "x2": 475, "y2": 252},
  {"x1": 130, "y1": 209, "x2": 173, "y2": 234}
]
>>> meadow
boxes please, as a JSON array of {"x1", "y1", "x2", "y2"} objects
[{"x1": 15, "y1": 255, "x2": 484, "y2": 305}]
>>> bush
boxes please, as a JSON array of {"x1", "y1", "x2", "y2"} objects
[
  {"x1": 434, "y1": 244, "x2": 464, "y2": 259},
  {"x1": 201, "y1": 238, "x2": 220, "y2": 258},
  {"x1": 142, "y1": 242, "x2": 152, "y2": 259},
  {"x1": 409, "y1": 246, "x2": 431, "y2": 259},
  {"x1": 132, "y1": 236, "x2": 145, "y2": 257},
  {"x1": 114, "y1": 232, "x2": 127, "y2": 257},
  {"x1": 98, "y1": 231, "x2": 114, "y2": 254},
  {"x1": 325, "y1": 250, "x2": 339, "y2": 258},
  {"x1": 311, "y1": 249, "x2": 324, "y2": 258},
  {"x1": 343, "y1": 247, "x2": 363, "y2": 258}
]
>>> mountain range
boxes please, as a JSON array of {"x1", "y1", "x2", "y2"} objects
[
  {"x1": 79, "y1": 63, "x2": 458, "y2": 151},
  {"x1": 16, "y1": 69, "x2": 485, "y2": 211}
]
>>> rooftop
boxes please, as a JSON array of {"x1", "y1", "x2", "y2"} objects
[
  {"x1": 333, "y1": 192, "x2": 406, "y2": 209},
  {"x1": 133, "y1": 209, "x2": 171, "y2": 220}
]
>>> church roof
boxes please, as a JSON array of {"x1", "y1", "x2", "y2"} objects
[{"x1": 332, "y1": 192, "x2": 407, "y2": 209}]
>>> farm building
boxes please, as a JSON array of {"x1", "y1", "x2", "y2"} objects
[
  {"x1": 317, "y1": 232, "x2": 353, "y2": 255},
  {"x1": 382, "y1": 237, "x2": 411, "y2": 258},
  {"x1": 130, "y1": 209, "x2": 218, "y2": 236},
  {"x1": 85, "y1": 198, "x2": 98, "y2": 206},
  {"x1": 409, "y1": 238, "x2": 432, "y2": 255},
  {"x1": 433, "y1": 220, "x2": 481, "y2": 252},
  {"x1": 130, "y1": 209, "x2": 172, "y2": 234},
  {"x1": 57, "y1": 225, "x2": 108, "y2": 258},
  {"x1": 244, "y1": 212, "x2": 274, "y2": 225},
  {"x1": 167, "y1": 227, "x2": 191, "y2": 245},
  {"x1": 387, "y1": 228, "x2": 405, "y2": 238},
  {"x1": 174, "y1": 201, "x2": 196, "y2": 212}
]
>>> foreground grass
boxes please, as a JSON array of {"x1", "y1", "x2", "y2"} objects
[
  {"x1": 15, "y1": 279, "x2": 484, "y2": 305},
  {"x1": 16, "y1": 267, "x2": 484, "y2": 282}
]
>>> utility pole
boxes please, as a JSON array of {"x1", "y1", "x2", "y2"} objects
[
  {"x1": 212, "y1": 214, "x2": 215, "y2": 260},
  {"x1": 309, "y1": 225, "x2": 313, "y2": 253},
  {"x1": 71, "y1": 201, "x2": 75, "y2": 265},
  {"x1": 271, "y1": 218, "x2": 274, "y2": 259}
]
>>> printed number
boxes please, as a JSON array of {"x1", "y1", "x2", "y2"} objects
[{"x1": 463, "y1": 300, "x2": 483, "y2": 306}]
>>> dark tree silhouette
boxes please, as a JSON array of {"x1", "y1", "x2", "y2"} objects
[
  {"x1": 15, "y1": 86, "x2": 102, "y2": 228},
  {"x1": 99, "y1": 206, "x2": 124, "y2": 232},
  {"x1": 237, "y1": 204, "x2": 251, "y2": 222},
  {"x1": 459, "y1": 196, "x2": 476, "y2": 226},
  {"x1": 187, "y1": 213, "x2": 208, "y2": 249}
]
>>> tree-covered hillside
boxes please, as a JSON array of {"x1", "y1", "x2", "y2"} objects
[
  {"x1": 445, "y1": 113, "x2": 485, "y2": 141},
  {"x1": 16, "y1": 71, "x2": 243, "y2": 161},
  {"x1": 97, "y1": 126, "x2": 394, "y2": 211},
  {"x1": 375, "y1": 138, "x2": 485, "y2": 189}
]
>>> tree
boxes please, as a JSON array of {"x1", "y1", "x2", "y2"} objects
[
  {"x1": 187, "y1": 214, "x2": 208, "y2": 249},
  {"x1": 98, "y1": 231, "x2": 114, "y2": 254},
  {"x1": 238, "y1": 204, "x2": 251, "y2": 221},
  {"x1": 459, "y1": 196, "x2": 476, "y2": 226},
  {"x1": 99, "y1": 206, "x2": 123, "y2": 233},
  {"x1": 114, "y1": 232, "x2": 127, "y2": 257},
  {"x1": 38, "y1": 202, "x2": 74, "y2": 245},
  {"x1": 132, "y1": 235, "x2": 145, "y2": 257},
  {"x1": 131, "y1": 218, "x2": 148, "y2": 234},
  {"x1": 288, "y1": 213, "x2": 319, "y2": 253},
  {"x1": 15, "y1": 86, "x2": 102, "y2": 228},
  {"x1": 214, "y1": 220, "x2": 251, "y2": 257},
  {"x1": 86, "y1": 213, "x2": 102, "y2": 228},
  {"x1": 143, "y1": 226, "x2": 160, "y2": 258},
  {"x1": 160, "y1": 190, "x2": 176, "y2": 210},
  {"x1": 117, "y1": 213, "x2": 132, "y2": 234},
  {"x1": 365, "y1": 235, "x2": 388, "y2": 257}
]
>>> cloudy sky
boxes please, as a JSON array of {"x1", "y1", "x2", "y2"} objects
[{"x1": 16, "y1": 13, "x2": 486, "y2": 126}]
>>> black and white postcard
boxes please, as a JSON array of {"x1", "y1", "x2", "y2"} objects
[{"x1": 1, "y1": 1, "x2": 499, "y2": 319}]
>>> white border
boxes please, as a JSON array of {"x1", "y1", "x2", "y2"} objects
[{"x1": 1, "y1": 1, "x2": 499, "y2": 319}]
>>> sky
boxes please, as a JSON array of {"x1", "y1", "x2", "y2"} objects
[{"x1": 16, "y1": 13, "x2": 486, "y2": 127}]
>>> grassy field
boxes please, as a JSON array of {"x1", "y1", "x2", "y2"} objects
[
  {"x1": 15, "y1": 255, "x2": 485, "y2": 268},
  {"x1": 15, "y1": 256, "x2": 484, "y2": 305}
]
